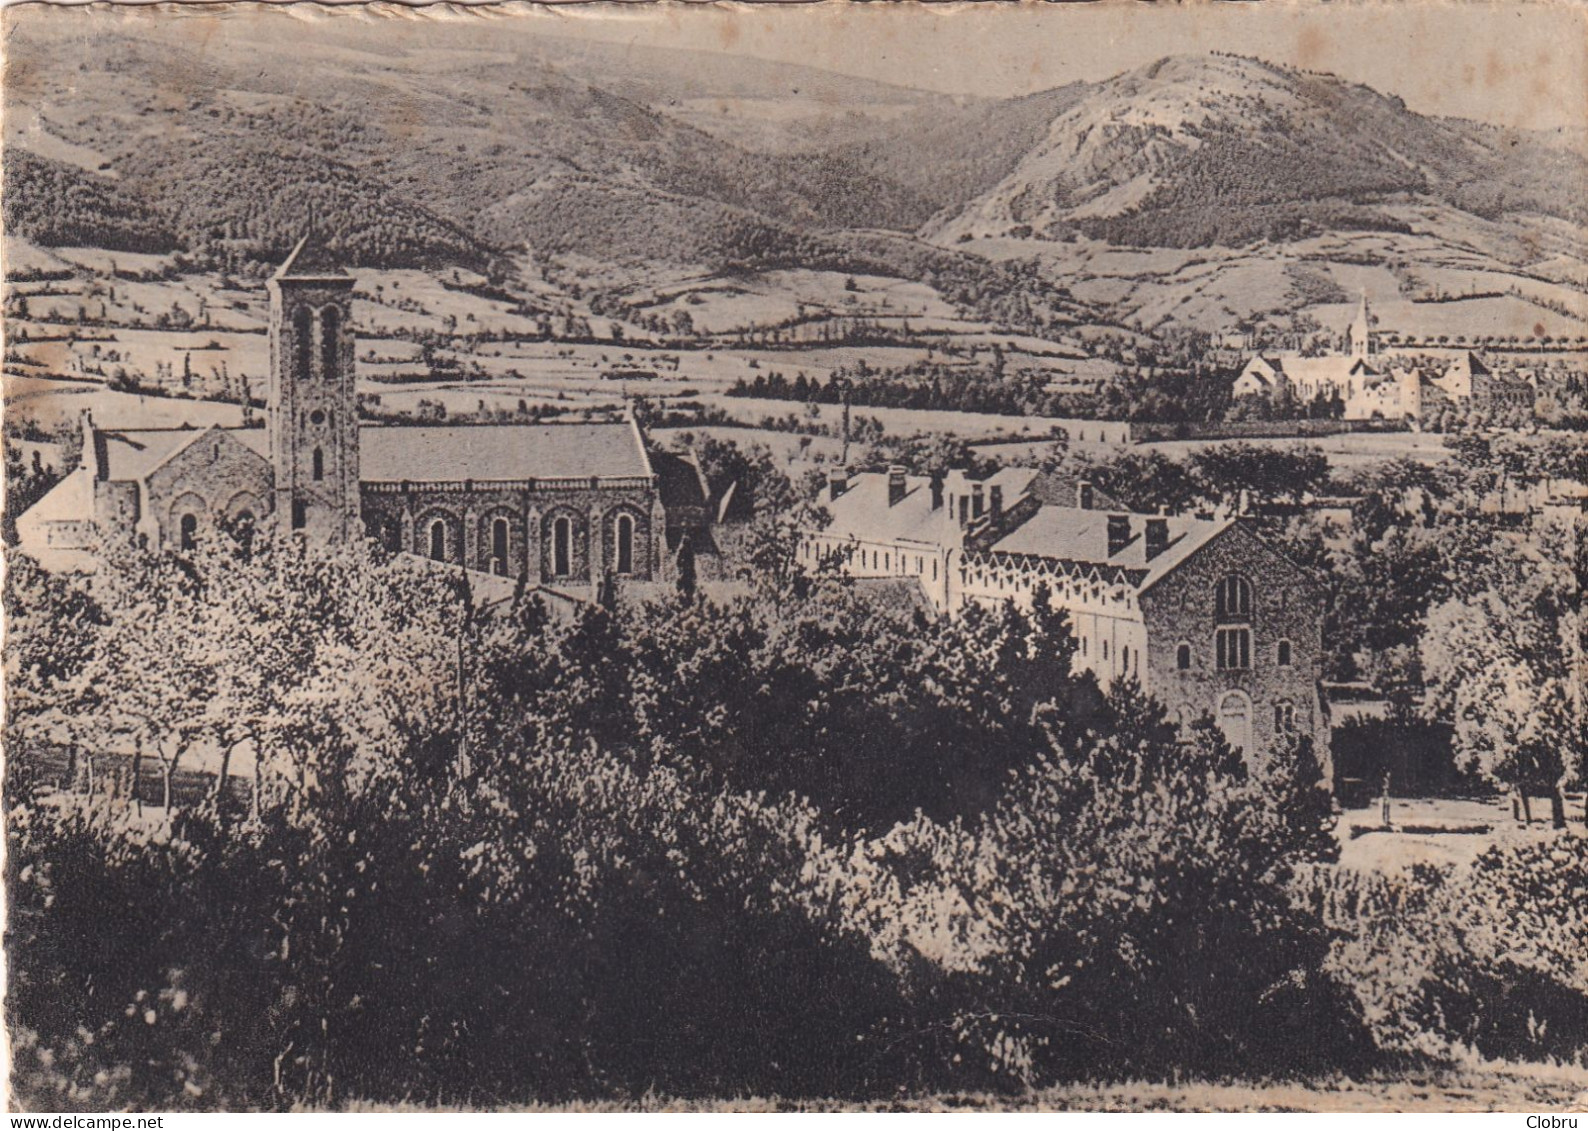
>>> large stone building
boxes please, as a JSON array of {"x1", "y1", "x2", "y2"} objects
[
  {"x1": 18, "y1": 235, "x2": 706, "y2": 591},
  {"x1": 803, "y1": 467, "x2": 1326, "y2": 761},
  {"x1": 1232, "y1": 293, "x2": 1532, "y2": 422}
]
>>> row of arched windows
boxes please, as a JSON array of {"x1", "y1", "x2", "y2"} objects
[{"x1": 416, "y1": 511, "x2": 638, "y2": 577}]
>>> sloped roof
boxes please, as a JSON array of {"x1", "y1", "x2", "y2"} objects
[
  {"x1": 274, "y1": 233, "x2": 349, "y2": 280},
  {"x1": 989, "y1": 506, "x2": 1232, "y2": 590},
  {"x1": 96, "y1": 426, "x2": 269, "y2": 483},
  {"x1": 649, "y1": 449, "x2": 710, "y2": 512},
  {"x1": 824, "y1": 467, "x2": 1038, "y2": 546},
  {"x1": 1261, "y1": 355, "x2": 1379, "y2": 384},
  {"x1": 358, "y1": 422, "x2": 652, "y2": 483},
  {"x1": 18, "y1": 467, "x2": 93, "y2": 525},
  {"x1": 824, "y1": 473, "x2": 945, "y2": 546}
]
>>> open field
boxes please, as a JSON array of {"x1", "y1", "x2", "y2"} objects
[
  {"x1": 965, "y1": 209, "x2": 1588, "y2": 344},
  {"x1": 1335, "y1": 797, "x2": 1583, "y2": 873},
  {"x1": 1141, "y1": 429, "x2": 1454, "y2": 471},
  {"x1": 3, "y1": 373, "x2": 247, "y2": 432}
]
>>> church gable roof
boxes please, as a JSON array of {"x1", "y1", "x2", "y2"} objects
[
  {"x1": 358, "y1": 421, "x2": 653, "y2": 484},
  {"x1": 96, "y1": 426, "x2": 269, "y2": 483}
]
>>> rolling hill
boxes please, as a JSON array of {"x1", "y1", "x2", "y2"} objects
[
  {"x1": 3, "y1": 10, "x2": 1584, "y2": 339},
  {"x1": 923, "y1": 54, "x2": 1588, "y2": 248}
]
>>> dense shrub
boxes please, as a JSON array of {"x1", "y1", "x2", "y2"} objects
[
  {"x1": 1307, "y1": 836, "x2": 1588, "y2": 1067},
  {"x1": 0, "y1": 534, "x2": 1449, "y2": 1107}
]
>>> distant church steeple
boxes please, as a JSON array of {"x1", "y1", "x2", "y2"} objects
[
  {"x1": 1349, "y1": 289, "x2": 1374, "y2": 359},
  {"x1": 267, "y1": 230, "x2": 360, "y2": 545}
]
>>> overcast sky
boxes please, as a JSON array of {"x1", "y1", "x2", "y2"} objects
[
  {"x1": 9, "y1": 0, "x2": 1585, "y2": 132},
  {"x1": 523, "y1": 0, "x2": 1587, "y2": 132}
]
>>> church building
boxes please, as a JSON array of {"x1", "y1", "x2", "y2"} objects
[{"x1": 19, "y1": 236, "x2": 703, "y2": 592}]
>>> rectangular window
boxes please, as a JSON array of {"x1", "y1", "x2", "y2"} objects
[{"x1": 1216, "y1": 627, "x2": 1251, "y2": 671}]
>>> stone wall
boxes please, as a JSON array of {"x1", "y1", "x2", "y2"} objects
[
  {"x1": 143, "y1": 430, "x2": 275, "y2": 550},
  {"x1": 361, "y1": 480, "x2": 661, "y2": 583},
  {"x1": 1140, "y1": 522, "x2": 1327, "y2": 769}
]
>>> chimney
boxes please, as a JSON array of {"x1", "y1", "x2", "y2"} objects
[
  {"x1": 828, "y1": 468, "x2": 848, "y2": 502},
  {"x1": 1077, "y1": 480, "x2": 1094, "y2": 510},
  {"x1": 888, "y1": 465, "x2": 906, "y2": 507},
  {"x1": 989, "y1": 484, "x2": 1003, "y2": 518},
  {"x1": 972, "y1": 484, "x2": 984, "y2": 519},
  {"x1": 1107, "y1": 513, "x2": 1131, "y2": 557},
  {"x1": 1237, "y1": 488, "x2": 1252, "y2": 516},
  {"x1": 1145, "y1": 517, "x2": 1168, "y2": 561},
  {"x1": 930, "y1": 474, "x2": 944, "y2": 511}
]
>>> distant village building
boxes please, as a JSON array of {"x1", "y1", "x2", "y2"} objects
[
  {"x1": 1232, "y1": 293, "x2": 1531, "y2": 422},
  {"x1": 17, "y1": 235, "x2": 709, "y2": 593},
  {"x1": 803, "y1": 468, "x2": 1326, "y2": 761}
]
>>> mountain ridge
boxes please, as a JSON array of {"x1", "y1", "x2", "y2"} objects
[{"x1": 3, "y1": 20, "x2": 1583, "y2": 288}]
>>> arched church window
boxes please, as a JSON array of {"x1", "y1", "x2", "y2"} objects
[
  {"x1": 179, "y1": 513, "x2": 198, "y2": 551},
  {"x1": 616, "y1": 513, "x2": 635, "y2": 575},
  {"x1": 429, "y1": 520, "x2": 448, "y2": 562},
  {"x1": 312, "y1": 447, "x2": 325, "y2": 482},
  {"x1": 294, "y1": 307, "x2": 313, "y2": 379},
  {"x1": 1216, "y1": 575, "x2": 1253, "y2": 621},
  {"x1": 320, "y1": 306, "x2": 340, "y2": 380},
  {"x1": 553, "y1": 516, "x2": 572, "y2": 578},
  {"x1": 1277, "y1": 639, "x2": 1293, "y2": 667},
  {"x1": 492, "y1": 517, "x2": 510, "y2": 576}
]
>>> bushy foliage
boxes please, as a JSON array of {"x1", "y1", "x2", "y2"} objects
[
  {"x1": 1309, "y1": 836, "x2": 1588, "y2": 1066},
  {"x1": 6, "y1": 531, "x2": 1362, "y2": 1107},
  {"x1": 3, "y1": 150, "x2": 181, "y2": 254}
]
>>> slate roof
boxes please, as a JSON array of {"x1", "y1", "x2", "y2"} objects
[
  {"x1": 823, "y1": 467, "x2": 1038, "y2": 546},
  {"x1": 274, "y1": 233, "x2": 349, "y2": 280},
  {"x1": 96, "y1": 426, "x2": 269, "y2": 483},
  {"x1": 823, "y1": 473, "x2": 946, "y2": 545},
  {"x1": 989, "y1": 506, "x2": 1233, "y2": 590},
  {"x1": 358, "y1": 422, "x2": 653, "y2": 483}
]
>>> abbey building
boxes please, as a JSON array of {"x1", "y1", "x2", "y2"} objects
[
  {"x1": 802, "y1": 467, "x2": 1326, "y2": 764},
  {"x1": 18, "y1": 236, "x2": 706, "y2": 592}
]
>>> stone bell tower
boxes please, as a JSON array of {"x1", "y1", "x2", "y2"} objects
[
  {"x1": 267, "y1": 233, "x2": 359, "y2": 545},
  {"x1": 1349, "y1": 289, "x2": 1375, "y2": 360}
]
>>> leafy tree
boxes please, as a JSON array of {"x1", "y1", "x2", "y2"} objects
[{"x1": 1420, "y1": 526, "x2": 1582, "y2": 826}]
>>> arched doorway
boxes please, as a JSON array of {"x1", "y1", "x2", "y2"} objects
[
  {"x1": 179, "y1": 513, "x2": 198, "y2": 551},
  {"x1": 1216, "y1": 691, "x2": 1253, "y2": 755},
  {"x1": 429, "y1": 519, "x2": 448, "y2": 562}
]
